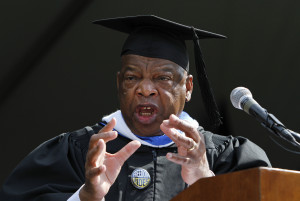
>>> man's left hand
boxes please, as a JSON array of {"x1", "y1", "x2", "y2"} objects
[{"x1": 160, "y1": 114, "x2": 214, "y2": 185}]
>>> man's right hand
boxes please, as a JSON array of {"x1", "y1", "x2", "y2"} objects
[{"x1": 79, "y1": 118, "x2": 141, "y2": 201}]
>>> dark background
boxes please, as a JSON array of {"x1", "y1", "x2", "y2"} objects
[{"x1": 1, "y1": 0, "x2": 300, "y2": 185}]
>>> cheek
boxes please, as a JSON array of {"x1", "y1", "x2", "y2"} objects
[
  {"x1": 174, "y1": 89, "x2": 186, "y2": 106},
  {"x1": 161, "y1": 87, "x2": 186, "y2": 110},
  {"x1": 173, "y1": 85, "x2": 187, "y2": 109},
  {"x1": 118, "y1": 85, "x2": 136, "y2": 108}
]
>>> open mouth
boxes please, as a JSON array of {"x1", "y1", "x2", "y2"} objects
[
  {"x1": 135, "y1": 104, "x2": 158, "y2": 124},
  {"x1": 139, "y1": 106, "x2": 155, "y2": 116}
]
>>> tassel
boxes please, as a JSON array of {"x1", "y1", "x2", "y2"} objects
[{"x1": 191, "y1": 27, "x2": 222, "y2": 128}]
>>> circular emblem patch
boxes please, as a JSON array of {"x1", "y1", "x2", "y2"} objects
[{"x1": 131, "y1": 168, "x2": 151, "y2": 189}]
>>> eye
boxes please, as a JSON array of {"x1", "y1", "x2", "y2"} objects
[
  {"x1": 157, "y1": 76, "x2": 171, "y2": 81},
  {"x1": 125, "y1": 75, "x2": 137, "y2": 81}
]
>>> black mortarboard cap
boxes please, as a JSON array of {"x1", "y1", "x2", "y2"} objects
[{"x1": 93, "y1": 15, "x2": 226, "y2": 128}]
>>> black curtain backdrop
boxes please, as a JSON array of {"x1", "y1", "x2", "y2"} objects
[{"x1": 1, "y1": 0, "x2": 300, "y2": 185}]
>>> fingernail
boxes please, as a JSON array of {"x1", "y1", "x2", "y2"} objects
[
  {"x1": 166, "y1": 153, "x2": 172, "y2": 159},
  {"x1": 134, "y1": 140, "x2": 141, "y2": 146},
  {"x1": 110, "y1": 118, "x2": 116, "y2": 124},
  {"x1": 98, "y1": 139, "x2": 104, "y2": 145},
  {"x1": 171, "y1": 114, "x2": 179, "y2": 120},
  {"x1": 163, "y1": 120, "x2": 170, "y2": 125},
  {"x1": 170, "y1": 128, "x2": 177, "y2": 135},
  {"x1": 97, "y1": 140, "x2": 101, "y2": 147}
]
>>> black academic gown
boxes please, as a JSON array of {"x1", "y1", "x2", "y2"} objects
[{"x1": 0, "y1": 124, "x2": 271, "y2": 201}]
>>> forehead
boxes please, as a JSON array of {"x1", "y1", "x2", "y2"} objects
[{"x1": 121, "y1": 54, "x2": 186, "y2": 74}]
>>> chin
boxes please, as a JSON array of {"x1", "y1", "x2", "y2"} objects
[{"x1": 133, "y1": 122, "x2": 163, "y2": 136}]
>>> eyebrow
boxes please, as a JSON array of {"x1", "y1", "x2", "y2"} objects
[
  {"x1": 152, "y1": 65, "x2": 185, "y2": 75},
  {"x1": 121, "y1": 64, "x2": 182, "y2": 74},
  {"x1": 155, "y1": 66, "x2": 176, "y2": 73},
  {"x1": 122, "y1": 66, "x2": 140, "y2": 73}
]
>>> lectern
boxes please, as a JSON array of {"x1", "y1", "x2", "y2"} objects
[{"x1": 171, "y1": 167, "x2": 300, "y2": 201}]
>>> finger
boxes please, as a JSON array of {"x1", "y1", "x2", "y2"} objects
[
  {"x1": 89, "y1": 118, "x2": 117, "y2": 144},
  {"x1": 99, "y1": 118, "x2": 117, "y2": 133},
  {"x1": 178, "y1": 146, "x2": 188, "y2": 156},
  {"x1": 114, "y1": 140, "x2": 141, "y2": 164},
  {"x1": 166, "y1": 152, "x2": 193, "y2": 166},
  {"x1": 160, "y1": 123, "x2": 196, "y2": 150},
  {"x1": 90, "y1": 130, "x2": 118, "y2": 145},
  {"x1": 86, "y1": 139, "x2": 106, "y2": 169},
  {"x1": 86, "y1": 165, "x2": 106, "y2": 181},
  {"x1": 162, "y1": 114, "x2": 200, "y2": 141}
]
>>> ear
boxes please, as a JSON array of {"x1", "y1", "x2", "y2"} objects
[{"x1": 185, "y1": 74, "x2": 193, "y2": 102}]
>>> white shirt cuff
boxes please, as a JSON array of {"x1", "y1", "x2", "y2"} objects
[{"x1": 67, "y1": 185, "x2": 105, "y2": 201}]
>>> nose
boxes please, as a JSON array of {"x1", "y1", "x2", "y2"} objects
[{"x1": 136, "y1": 78, "x2": 158, "y2": 97}]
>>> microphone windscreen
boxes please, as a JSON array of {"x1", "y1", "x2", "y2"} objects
[{"x1": 230, "y1": 87, "x2": 252, "y2": 110}]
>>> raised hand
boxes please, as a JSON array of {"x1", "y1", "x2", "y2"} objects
[
  {"x1": 160, "y1": 114, "x2": 214, "y2": 185},
  {"x1": 80, "y1": 118, "x2": 141, "y2": 201}
]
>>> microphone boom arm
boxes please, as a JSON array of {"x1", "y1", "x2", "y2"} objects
[{"x1": 261, "y1": 112, "x2": 300, "y2": 148}]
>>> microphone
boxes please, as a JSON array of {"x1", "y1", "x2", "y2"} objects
[
  {"x1": 230, "y1": 87, "x2": 300, "y2": 148},
  {"x1": 230, "y1": 87, "x2": 268, "y2": 121}
]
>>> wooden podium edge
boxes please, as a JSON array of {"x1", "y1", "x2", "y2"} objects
[
  {"x1": 260, "y1": 167, "x2": 300, "y2": 201},
  {"x1": 171, "y1": 167, "x2": 300, "y2": 201}
]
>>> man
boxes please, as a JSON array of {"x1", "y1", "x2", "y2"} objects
[{"x1": 0, "y1": 15, "x2": 271, "y2": 201}]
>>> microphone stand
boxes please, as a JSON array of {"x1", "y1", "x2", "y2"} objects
[
  {"x1": 262, "y1": 113, "x2": 300, "y2": 148},
  {"x1": 289, "y1": 129, "x2": 300, "y2": 144}
]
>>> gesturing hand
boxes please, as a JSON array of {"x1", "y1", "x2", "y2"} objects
[
  {"x1": 80, "y1": 118, "x2": 141, "y2": 201},
  {"x1": 160, "y1": 114, "x2": 213, "y2": 185}
]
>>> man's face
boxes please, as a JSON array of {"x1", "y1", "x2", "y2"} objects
[{"x1": 117, "y1": 54, "x2": 193, "y2": 137}]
